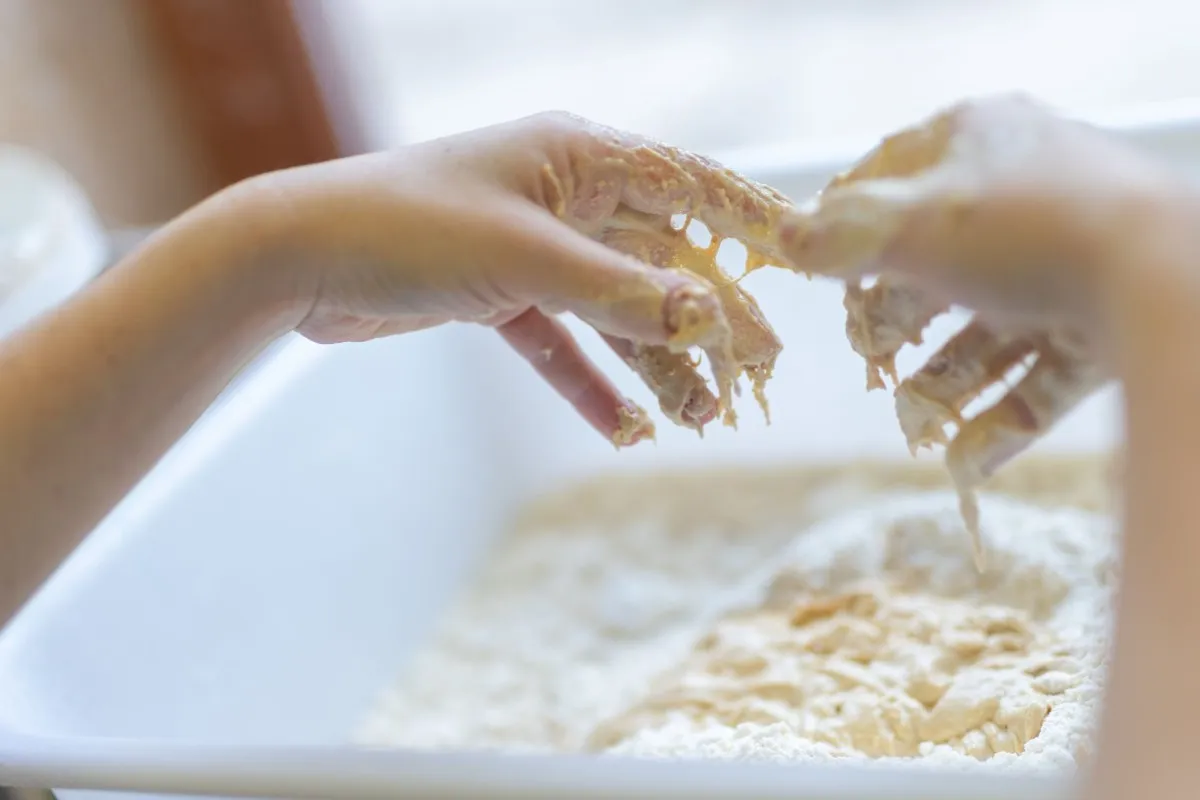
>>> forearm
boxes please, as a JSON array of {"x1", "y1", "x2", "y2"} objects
[
  {"x1": 0, "y1": 184, "x2": 304, "y2": 625},
  {"x1": 1090, "y1": 212, "x2": 1200, "y2": 798}
]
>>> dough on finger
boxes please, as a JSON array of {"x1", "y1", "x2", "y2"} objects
[
  {"x1": 601, "y1": 213, "x2": 782, "y2": 425},
  {"x1": 602, "y1": 334, "x2": 717, "y2": 433},
  {"x1": 604, "y1": 211, "x2": 782, "y2": 422},
  {"x1": 947, "y1": 331, "x2": 1104, "y2": 491},
  {"x1": 946, "y1": 331, "x2": 1107, "y2": 569},
  {"x1": 585, "y1": 123, "x2": 796, "y2": 267},
  {"x1": 845, "y1": 280, "x2": 946, "y2": 390},
  {"x1": 895, "y1": 320, "x2": 1036, "y2": 452},
  {"x1": 496, "y1": 309, "x2": 656, "y2": 447},
  {"x1": 546, "y1": 121, "x2": 788, "y2": 427},
  {"x1": 598, "y1": 220, "x2": 736, "y2": 424},
  {"x1": 829, "y1": 108, "x2": 959, "y2": 189}
]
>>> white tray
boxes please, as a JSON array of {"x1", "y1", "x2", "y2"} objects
[{"x1": 2, "y1": 99, "x2": 1195, "y2": 800}]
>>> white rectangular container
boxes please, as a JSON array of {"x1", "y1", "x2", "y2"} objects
[{"x1": 3, "y1": 100, "x2": 1199, "y2": 800}]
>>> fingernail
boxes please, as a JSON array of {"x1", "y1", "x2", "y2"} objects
[
  {"x1": 684, "y1": 391, "x2": 718, "y2": 428},
  {"x1": 663, "y1": 282, "x2": 727, "y2": 353},
  {"x1": 612, "y1": 401, "x2": 656, "y2": 448}
]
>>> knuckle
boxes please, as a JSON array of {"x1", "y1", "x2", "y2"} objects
[{"x1": 525, "y1": 109, "x2": 590, "y2": 139}]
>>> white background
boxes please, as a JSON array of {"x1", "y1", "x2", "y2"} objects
[{"x1": 330, "y1": 0, "x2": 1200, "y2": 151}]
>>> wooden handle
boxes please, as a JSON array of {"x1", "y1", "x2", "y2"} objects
[{"x1": 137, "y1": 0, "x2": 361, "y2": 189}]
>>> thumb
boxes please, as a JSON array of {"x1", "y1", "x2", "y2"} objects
[
  {"x1": 777, "y1": 171, "x2": 968, "y2": 282},
  {"x1": 497, "y1": 203, "x2": 731, "y2": 352},
  {"x1": 778, "y1": 173, "x2": 1096, "y2": 324}
]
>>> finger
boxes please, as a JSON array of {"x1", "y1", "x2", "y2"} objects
[
  {"x1": 844, "y1": 279, "x2": 947, "y2": 390},
  {"x1": 945, "y1": 331, "x2": 1105, "y2": 571},
  {"x1": 496, "y1": 309, "x2": 656, "y2": 447},
  {"x1": 945, "y1": 330, "x2": 1107, "y2": 493},
  {"x1": 496, "y1": 204, "x2": 734, "y2": 356},
  {"x1": 602, "y1": 334, "x2": 718, "y2": 433},
  {"x1": 776, "y1": 169, "x2": 964, "y2": 281},
  {"x1": 618, "y1": 143, "x2": 795, "y2": 268},
  {"x1": 554, "y1": 118, "x2": 796, "y2": 271},
  {"x1": 894, "y1": 320, "x2": 1036, "y2": 452},
  {"x1": 595, "y1": 221, "x2": 724, "y2": 429},
  {"x1": 602, "y1": 209, "x2": 783, "y2": 422},
  {"x1": 597, "y1": 215, "x2": 742, "y2": 424},
  {"x1": 609, "y1": 216, "x2": 783, "y2": 373},
  {"x1": 768, "y1": 150, "x2": 951, "y2": 394},
  {"x1": 776, "y1": 173, "x2": 975, "y2": 397}
]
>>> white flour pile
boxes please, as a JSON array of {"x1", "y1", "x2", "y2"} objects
[{"x1": 358, "y1": 487, "x2": 1117, "y2": 773}]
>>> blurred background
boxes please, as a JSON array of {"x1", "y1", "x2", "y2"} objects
[{"x1": 4, "y1": 0, "x2": 1200, "y2": 229}]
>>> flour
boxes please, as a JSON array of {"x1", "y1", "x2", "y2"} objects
[{"x1": 358, "y1": 481, "x2": 1116, "y2": 774}]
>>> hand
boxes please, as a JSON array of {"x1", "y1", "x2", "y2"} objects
[
  {"x1": 771, "y1": 97, "x2": 1200, "y2": 799},
  {"x1": 772, "y1": 93, "x2": 1186, "y2": 490},
  {"x1": 0, "y1": 114, "x2": 796, "y2": 624},
  {"x1": 250, "y1": 111, "x2": 791, "y2": 443}
]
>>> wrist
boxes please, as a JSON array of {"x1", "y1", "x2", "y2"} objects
[{"x1": 175, "y1": 176, "x2": 320, "y2": 335}]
